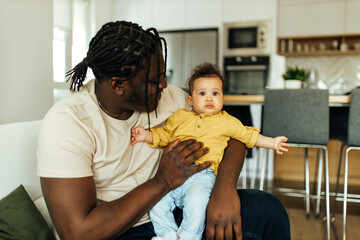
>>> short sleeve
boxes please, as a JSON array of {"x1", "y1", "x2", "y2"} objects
[{"x1": 37, "y1": 112, "x2": 94, "y2": 178}]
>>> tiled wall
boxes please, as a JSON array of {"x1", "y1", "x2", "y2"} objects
[{"x1": 286, "y1": 55, "x2": 360, "y2": 94}]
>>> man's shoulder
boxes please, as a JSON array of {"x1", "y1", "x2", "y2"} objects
[
  {"x1": 160, "y1": 85, "x2": 189, "y2": 110},
  {"x1": 43, "y1": 83, "x2": 98, "y2": 124},
  {"x1": 163, "y1": 84, "x2": 188, "y2": 98}
]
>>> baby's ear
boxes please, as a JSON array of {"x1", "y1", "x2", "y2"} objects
[{"x1": 187, "y1": 95, "x2": 193, "y2": 106}]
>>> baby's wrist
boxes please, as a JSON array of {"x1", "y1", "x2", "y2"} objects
[{"x1": 272, "y1": 138, "x2": 276, "y2": 149}]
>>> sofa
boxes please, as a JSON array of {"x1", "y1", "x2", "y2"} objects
[{"x1": 0, "y1": 120, "x2": 59, "y2": 239}]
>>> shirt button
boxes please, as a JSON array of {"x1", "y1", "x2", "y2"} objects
[{"x1": 197, "y1": 125, "x2": 201, "y2": 128}]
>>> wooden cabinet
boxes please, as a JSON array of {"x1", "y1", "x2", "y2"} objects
[{"x1": 277, "y1": 34, "x2": 360, "y2": 56}]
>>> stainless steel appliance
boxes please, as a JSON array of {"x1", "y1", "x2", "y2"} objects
[
  {"x1": 223, "y1": 20, "x2": 271, "y2": 56},
  {"x1": 224, "y1": 56, "x2": 269, "y2": 95}
]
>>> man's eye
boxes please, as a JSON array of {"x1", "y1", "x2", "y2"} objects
[
  {"x1": 213, "y1": 92, "x2": 219, "y2": 96},
  {"x1": 200, "y1": 92, "x2": 205, "y2": 96}
]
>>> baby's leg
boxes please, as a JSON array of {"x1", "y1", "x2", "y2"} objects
[
  {"x1": 150, "y1": 191, "x2": 178, "y2": 240},
  {"x1": 177, "y1": 169, "x2": 216, "y2": 240}
]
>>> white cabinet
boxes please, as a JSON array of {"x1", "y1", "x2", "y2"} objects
[
  {"x1": 278, "y1": 0, "x2": 360, "y2": 37},
  {"x1": 346, "y1": 0, "x2": 360, "y2": 33},
  {"x1": 223, "y1": 0, "x2": 276, "y2": 23},
  {"x1": 278, "y1": 0, "x2": 346, "y2": 37},
  {"x1": 160, "y1": 30, "x2": 218, "y2": 90}
]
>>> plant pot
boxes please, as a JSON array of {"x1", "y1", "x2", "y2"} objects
[{"x1": 285, "y1": 80, "x2": 302, "y2": 89}]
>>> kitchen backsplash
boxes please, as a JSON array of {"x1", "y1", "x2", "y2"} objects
[{"x1": 286, "y1": 55, "x2": 360, "y2": 94}]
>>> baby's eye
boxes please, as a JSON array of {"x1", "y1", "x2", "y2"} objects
[
  {"x1": 200, "y1": 92, "x2": 205, "y2": 96},
  {"x1": 213, "y1": 92, "x2": 219, "y2": 96}
]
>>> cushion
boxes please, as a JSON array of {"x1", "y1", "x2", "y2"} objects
[{"x1": 0, "y1": 185, "x2": 55, "y2": 240}]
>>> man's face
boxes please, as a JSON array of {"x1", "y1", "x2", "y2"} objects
[{"x1": 123, "y1": 54, "x2": 167, "y2": 113}]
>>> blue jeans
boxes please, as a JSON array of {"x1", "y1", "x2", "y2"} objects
[
  {"x1": 150, "y1": 168, "x2": 216, "y2": 240},
  {"x1": 114, "y1": 189, "x2": 290, "y2": 240}
]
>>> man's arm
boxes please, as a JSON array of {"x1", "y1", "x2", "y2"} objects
[
  {"x1": 41, "y1": 139, "x2": 211, "y2": 240},
  {"x1": 205, "y1": 138, "x2": 245, "y2": 240}
]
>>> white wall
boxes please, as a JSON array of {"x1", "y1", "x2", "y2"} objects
[
  {"x1": 0, "y1": 0, "x2": 282, "y2": 124},
  {"x1": 0, "y1": 0, "x2": 53, "y2": 124},
  {"x1": 113, "y1": 0, "x2": 282, "y2": 87}
]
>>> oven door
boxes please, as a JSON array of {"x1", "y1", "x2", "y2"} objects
[{"x1": 224, "y1": 56, "x2": 269, "y2": 95}]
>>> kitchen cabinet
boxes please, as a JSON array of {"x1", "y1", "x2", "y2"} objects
[
  {"x1": 278, "y1": 0, "x2": 345, "y2": 37},
  {"x1": 160, "y1": 30, "x2": 218, "y2": 90},
  {"x1": 346, "y1": 0, "x2": 360, "y2": 33},
  {"x1": 278, "y1": 0, "x2": 360, "y2": 37}
]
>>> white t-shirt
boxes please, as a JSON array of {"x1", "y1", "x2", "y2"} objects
[{"x1": 37, "y1": 79, "x2": 189, "y2": 226}]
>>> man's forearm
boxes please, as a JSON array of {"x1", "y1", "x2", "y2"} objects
[{"x1": 216, "y1": 138, "x2": 245, "y2": 186}]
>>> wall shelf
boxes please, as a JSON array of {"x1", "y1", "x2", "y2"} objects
[{"x1": 277, "y1": 34, "x2": 360, "y2": 56}]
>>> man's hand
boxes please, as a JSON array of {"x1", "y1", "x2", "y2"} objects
[
  {"x1": 155, "y1": 139, "x2": 211, "y2": 190},
  {"x1": 206, "y1": 186, "x2": 242, "y2": 240}
]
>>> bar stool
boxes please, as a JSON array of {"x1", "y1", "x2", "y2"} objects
[
  {"x1": 332, "y1": 88, "x2": 360, "y2": 240},
  {"x1": 260, "y1": 89, "x2": 331, "y2": 239}
]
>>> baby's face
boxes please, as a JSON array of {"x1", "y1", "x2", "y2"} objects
[{"x1": 187, "y1": 76, "x2": 224, "y2": 115}]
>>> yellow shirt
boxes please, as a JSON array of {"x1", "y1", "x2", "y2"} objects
[{"x1": 149, "y1": 109, "x2": 260, "y2": 174}]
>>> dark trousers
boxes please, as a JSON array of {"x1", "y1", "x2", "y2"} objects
[{"x1": 114, "y1": 189, "x2": 290, "y2": 240}]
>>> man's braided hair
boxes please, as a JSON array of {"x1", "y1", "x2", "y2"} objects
[{"x1": 66, "y1": 21, "x2": 167, "y2": 121}]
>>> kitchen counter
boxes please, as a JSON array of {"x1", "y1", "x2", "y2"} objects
[{"x1": 224, "y1": 94, "x2": 350, "y2": 106}]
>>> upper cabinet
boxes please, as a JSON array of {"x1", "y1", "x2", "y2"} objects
[
  {"x1": 346, "y1": 0, "x2": 360, "y2": 33},
  {"x1": 278, "y1": 0, "x2": 360, "y2": 37},
  {"x1": 277, "y1": 0, "x2": 360, "y2": 56}
]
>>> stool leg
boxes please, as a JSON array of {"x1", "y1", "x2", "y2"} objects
[
  {"x1": 316, "y1": 149, "x2": 323, "y2": 217},
  {"x1": 304, "y1": 148, "x2": 310, "y2": 218},
  {"x1": 250, "y1": 148, "x2": 259, "y2": 189},
  {"x1": 332, "y1": 144, "x2": 345, "y2": 225},
  {"x1": 324, "y1": 147, "x2": 331, "y2": 240},
  {"x1": 343, "y1": 148, "x2": 350, "y2": 240},
  {"x1": 259, "y1": 148, "x2": 268, "y2": 191}
]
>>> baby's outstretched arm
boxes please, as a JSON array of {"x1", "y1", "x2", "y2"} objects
[
  {"x1": 131, "y1": 126, "x2": 153, "y2": 145},
  {"x1": 255, "y1": 135, "x2": 289, "y2": 154}
]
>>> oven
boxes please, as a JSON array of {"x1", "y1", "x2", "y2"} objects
[{"x1": 224, "y1": 56, "x2": 269, "y2": 95}]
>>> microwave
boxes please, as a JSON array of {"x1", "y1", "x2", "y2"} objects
[{"x1": 223, "y1": 20, "x2": 271, "y2": 56}]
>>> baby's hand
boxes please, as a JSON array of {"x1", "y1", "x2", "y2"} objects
[
  {"x1": 273, "y1": 136, "x2": 289, "y2": 154},
  {"x1": 131, "y1": 126, "x2": 147, "y2": 145}
]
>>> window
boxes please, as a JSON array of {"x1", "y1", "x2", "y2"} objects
[{"x1": 53, "y1": 0, "x2": 93, "y2": 103}]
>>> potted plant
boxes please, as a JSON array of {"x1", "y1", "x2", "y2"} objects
[{"x1": 282, "y1": 65, "x2": 310, "y2": 89}]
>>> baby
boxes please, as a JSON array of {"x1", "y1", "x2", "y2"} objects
[{"x1": 131, "y1": 63, "x2": 288, "y2": 240}]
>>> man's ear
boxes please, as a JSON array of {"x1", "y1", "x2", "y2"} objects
[
  {"x1": 111, "y1": 79, "x2": 124, "y2": 95},
  {"x1": 187, "y1": 95, "x2": 193, "y2": 106}
]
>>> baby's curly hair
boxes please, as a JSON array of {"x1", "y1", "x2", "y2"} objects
[{"x1": 187, "y1": 63, "x2": 225, "y2": 96}]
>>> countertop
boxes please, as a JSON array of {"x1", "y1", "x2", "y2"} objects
[{"x1": 224, "y1": 94, "x2": 350, "y2": 106}]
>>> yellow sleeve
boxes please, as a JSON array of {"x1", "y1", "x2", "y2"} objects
[
  {"x1": 226, "y1": 112, "x2": 260, "y2": 148},
  {"x1": 147, "y1": 110, "x2": 182, "y2": 148}
]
